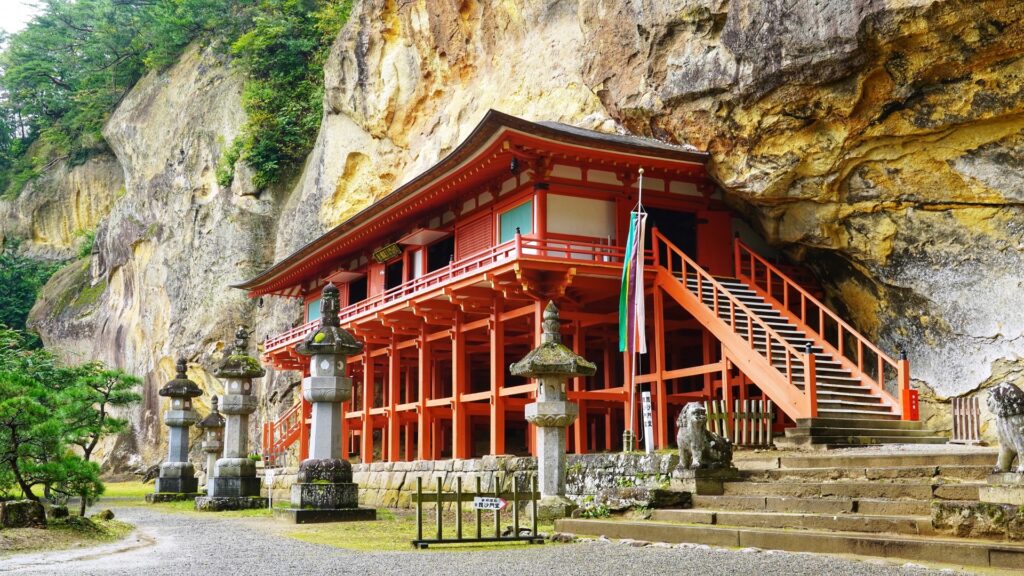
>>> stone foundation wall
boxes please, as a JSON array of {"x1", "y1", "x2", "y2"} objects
[{"x1": 262, "y1": 452, "x2": 679, "y2": 509}]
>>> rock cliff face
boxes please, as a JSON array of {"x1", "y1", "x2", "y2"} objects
[{"x1": 10, "y1": 0, "x2": 1024, "y2": 464}]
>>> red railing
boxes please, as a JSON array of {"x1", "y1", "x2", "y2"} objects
[
  {"x1": 734, "y1": 238, "x2": 912, "y2": 419},
  {"x1": 652, "y1": 229, "x2": 818, "y2": 419},
  {"x1": 262, "y1": 400, "x2": 306, "y2": 467},
  {"x1": 264, "y1": 235, "x2": 626, "y2": 356}
]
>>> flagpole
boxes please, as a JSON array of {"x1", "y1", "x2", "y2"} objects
[{"x1": 630, "y1": 167, "x2": 645, "y2": 447}]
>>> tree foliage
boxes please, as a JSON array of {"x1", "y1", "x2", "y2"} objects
[
  {"x1": 0, "y1": 0, "x2": 353, "y2": 197},
  {"x1": 0, "y1": 242, "x2": 61, "y2": 334},
  {"x1": 0, "y1": 326, "x2": 139, "y2": 513}
]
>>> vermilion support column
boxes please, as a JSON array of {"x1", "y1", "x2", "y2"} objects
[
  {"x1": 417, "y1": 326, "x2": 431, "y2": 460},
  {"x1": 387, "y1": 342, "x2": 400, "y2": 461},
  {"x1": 362, "y1": 347, "x2": 374, "y2": 463},
  {"x1": 572, "y1": 321, "x2": 588, "y2": 454},
  {"x1": 452, "y1": 312, "x2": 468, "y2": 459},
  {"x1": 653, "y1": 287, "x2": 668, "y2": 449},
  {"x1": 490, "y1": 297, "x2": 506, "y2": 455},
  {"x1": 299, "y1": 397, "x2": 311, "y2": 461}
]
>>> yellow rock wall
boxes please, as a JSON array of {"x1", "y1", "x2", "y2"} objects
[{"x1": 13, "y1": 0, "x2": 1024, "y2": 465}]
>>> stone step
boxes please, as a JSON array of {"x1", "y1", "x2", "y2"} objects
[
  {"x1": 783, "y1": 427, "x2": 941, "y2": 439},
  {"x1": 719, "y1": 481, "x2": 979, "y2": 500},
  {"x1": 649, "y1": 509, "x2": 931, "y2": 536},
  {"x1": 690, "y1": 494, "x2": 933, "y2": 516},
  {"x1": 814, "y1": 399, "x2": 892, "y2": 410},
  {"x1": 792, "y1": 417, "x2": 925, "y2": 431},
  {"x1": 554, "y1": 519, "x2": 1024, "y2": 570},
  {"x1": 816, "y1": 408, "x2": 902, "y2": 420},
  {"x1": 740, "y1": 465, "x2": 989, "y2": 483},
  {"x1": 773, "y1": 435, "x2": 949, "y2": 449},
  {"x1": 777, "y1": 449, "x2": 997, "y2": 469}
]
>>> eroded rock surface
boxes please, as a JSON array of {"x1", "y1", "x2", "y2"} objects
[{"x1": 6, "y1": 0, "x2": 1024, "y2": 467}]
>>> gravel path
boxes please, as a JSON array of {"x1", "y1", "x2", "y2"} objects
[{"x1": 0, "y1": 507, "x2": 977, "y2": 576}]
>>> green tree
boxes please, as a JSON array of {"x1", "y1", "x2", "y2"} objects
[
  {"x1": 0, "y1": 244, "x2": 62, "y2": 334},
  {"x1": 0, "y1": 326, "x2": 138, "y2": 514},
  {"x1": 61, "y1": 366, "x2": 142, "y2": 463}
]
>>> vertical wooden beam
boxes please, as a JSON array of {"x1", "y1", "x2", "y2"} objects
[
  {"x1": 702, "y1": 330, "x2": 714, "y2": 396},
  {"x1": 387, "y1": 341, "x2": 400, "y2": 461},
  {"x1": 362, "y1": 347, "x2": 375, "y2": 464},
  {"x1": 452, "y1": 312, "x2": 468, "y2": 459},
  {"x1": 534, "y1": 184, "x2": 547, "y2": 240},
  {"x1": 417, "y1": 326, "x2": 431, "y2": 461},
  {"x1": 572, "y1": 320, "x2": 588, "y2": 454},
  {"x1": 721, "y1": 344, "x2": 733, "y2": 437},
  {"x1": 489, "y1": 296, "x2": 506, "y2": 455},
  {"x1": 653, "y1": 287, "x2": 668, "y2": 449},
  {"x1": 299, "y1": 397, "x2": 311, "y2": 461}
]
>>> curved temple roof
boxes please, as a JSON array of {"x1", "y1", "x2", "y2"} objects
[{"x1": 234, "y1": 110, "x2": 709, "y2": 297}]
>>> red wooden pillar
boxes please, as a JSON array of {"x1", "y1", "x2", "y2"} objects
[
  {"x1": 417, "y1": 326, "x2": 431, "y2": 461},
  {"x1": 452, "y1": 312, "x2": 468, "y2": 459},
  {"x1": 603, "y1": 341, "x2": 614, "y2": 451},
  {"x1": 387, "y1": 342, "x2": 400, "y2": 461},
  {"x1": 622, "y1": 347, "x2": 633, "y2": 442},
  {"x1": 534, "y1": 185, "x2": 547, "y2": 240},
  {"x1": 299, "y1": 397, "x2": 311, "y2": 461},
  {"x1": 490, "y1": 297, "x2": 506, "y2": 455},
  {"x1": 653, "y1": 287, "x2": 668, "y2": 449},
  {"x1": 721, "y1": 344, "x2": 733, "y2": 436},
  {"x1": 361, "y1": 347, "x2": 375, "y2": 464},
  {"x1": 572, "y1": 320, "x2": 588, "y2": 454},
  {"x1": 702, "y1": 330, "x2": 714, "y2": 397}
]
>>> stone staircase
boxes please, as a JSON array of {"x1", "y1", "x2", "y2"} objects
[{"x1": 557, "y1": 449, "x2": 1024, "y2": 571}]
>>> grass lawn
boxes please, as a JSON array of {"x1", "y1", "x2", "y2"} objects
[
  {"x1": 104, "y1": 481, "x2": 559, "y2": 552},
  {"x1": 285, "y1": 508, "x2": 559, "y2": 552},
  {"x1": 99, "y1": 481, "x2": 151, "y2": 499},
  {"x1": 0, "y1": 516, "x2": 133, "y2": 557}
]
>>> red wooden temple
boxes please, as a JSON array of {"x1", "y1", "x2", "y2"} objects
[{"x1": 237, "y1": 111, "x2": 916, "y2": 465}]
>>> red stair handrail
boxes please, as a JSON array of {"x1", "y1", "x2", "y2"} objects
[
  {"x1": 734, "y1": 238, "x2": 913, "y2": 419},
  {"x1": 651, "y1": 228, "x2": 817, "y2": 416},
  {"x1": 262, "y1": 400, "x2": 304, "y2": 466}
]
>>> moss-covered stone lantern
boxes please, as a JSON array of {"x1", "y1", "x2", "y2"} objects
[
  {"x1": 197, "y1": 395, "x2": 226, "y2": 490},
  {"x1": 511, "y1": 301, "x2": 596, "y2": 519},
  {"x1": 275, "y1": 283, "x2": 376, "y2": 523},
  {"x1": 146, "y1": 357, "x2": 204, "y2": 502},
  {"x1": 195, "y1": 327, "x2": 268, "y2": 511}
]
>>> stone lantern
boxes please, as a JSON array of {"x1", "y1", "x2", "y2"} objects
[
  {"x1": 510, "y1": 301, "x2": 596, "y2": 519},
  {"x1": 195, "y1": 327, "x2": 268, "y2": 511},
  {"x1": 147, "y1": 358, "x2": 203, "y2": 502},
  {"x1": 276, "y1": 283, "x2": 376, "y2": 523},
  {"x1": 196, "y1": 395, "x2": 225, "y2": 491}
]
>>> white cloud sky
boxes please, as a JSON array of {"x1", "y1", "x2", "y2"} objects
[{"x1": 0, "y1": 0, "x2": 42, "y2": 36}]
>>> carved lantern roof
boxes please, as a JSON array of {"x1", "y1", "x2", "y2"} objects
[
  {"x1": 197, "y1": 395, "x2": 226, "y2": 430},
  {"x1": 510, "y1": 302, "x2": 596, "y2": 378},
  {"x1": 214, "y1": 326, "x2": 267, "y2": 379},
  {"x1": 159, "y1": 357, "x2": 203, "y2": 398},
  {"x1": 296, "y1": 283, "x2": 364, "y2": 357}
]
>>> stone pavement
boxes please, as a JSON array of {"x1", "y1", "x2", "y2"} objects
[{"x1": 0, "y1": 506, "x2": 979, "y2": 575}]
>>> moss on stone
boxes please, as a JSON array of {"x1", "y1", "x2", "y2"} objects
[{"x1": 71, "y1": 279, "x2": 107, "y2": 310}]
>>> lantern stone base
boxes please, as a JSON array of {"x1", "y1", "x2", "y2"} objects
[
  {"x1": 532, "y1": 495, "x2": 577, "y2": 521},
  {"x1": 979, "y1": 472, "x2": 1024, "y2": 505},
  {"x1": 670, "y1": 467, "x2": 739, "y2": 495},
  {"x1": 146, "y1": 491, "x2": 203, "y2": 503},
  {"x1": 194, "y1": 496, "x2": 268, "y2": 512},
  {"x1": 274, "y1": 458, "x2": 376, "y2": 524},
  {"x1": 210, "y1": 476, "x2": 262, "y2": 498},
  {"x1": 274, "y1": 507, "x2": 376, "y2": 524},
  {"x1": 153, "y1": 476, "x2": 199, "y2": 495}
]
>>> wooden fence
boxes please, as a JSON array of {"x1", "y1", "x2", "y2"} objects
[
  {"x1": 411, "y1": 474, "x2": 544, "y2": 549},
  {"x1": 704, "y1": 399, "x2": 774, "y2": 447},
  {"x1": 950, "y1": 396, "x2": 981, "y2": 445}
]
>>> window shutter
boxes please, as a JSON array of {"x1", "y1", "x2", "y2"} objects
[{"x1": 456, "y1": 213, "x2": 493, "y2": 259}]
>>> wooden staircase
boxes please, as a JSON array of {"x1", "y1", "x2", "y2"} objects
[{"x1": 651, "y1": 230, "x2": 934, "y2": 446}]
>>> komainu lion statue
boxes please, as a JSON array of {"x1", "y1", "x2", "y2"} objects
[
  {"x1": 676, "y1": 402, "x2": 733, "y2": 470},
  {"x1": 988, "y1": 382, "x2": 1024, "y2": 474}
]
